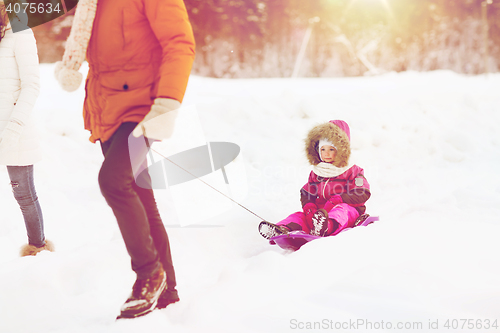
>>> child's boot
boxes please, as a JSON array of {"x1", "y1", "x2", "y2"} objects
[
  {"x1": 310, "y1": 209, "x2": 338, "y2": 236},
  {"x1": 258, "y1": 221, "x2": 291, "y2": 239}
]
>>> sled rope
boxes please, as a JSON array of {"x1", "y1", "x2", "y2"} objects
[{"x1": 144, "y1": 139, "x2": 266, "y2": 221}]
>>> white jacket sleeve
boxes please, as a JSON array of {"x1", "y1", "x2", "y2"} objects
[{"x1": 10, "y1": 30, "x2": 40, "y2": 126}]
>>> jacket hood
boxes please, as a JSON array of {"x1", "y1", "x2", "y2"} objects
[{"x1": 305, "y1": 120, "x2": 351, "y2": 167}]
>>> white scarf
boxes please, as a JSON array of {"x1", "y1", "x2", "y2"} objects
[
  {"x1": 54, "y1": 0, "x2": 98, "y2": 92},
  {"x1": 313, "y1": 162, "x2": 353, "y2": 178}
]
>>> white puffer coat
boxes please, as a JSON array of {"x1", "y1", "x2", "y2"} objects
[{"x1": 0, "y1": 26, "x2": 42, "y2": 166}]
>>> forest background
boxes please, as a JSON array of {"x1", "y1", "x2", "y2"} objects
[{"x1": 31, "y1": 0, "x2": 500, "y2": 77}]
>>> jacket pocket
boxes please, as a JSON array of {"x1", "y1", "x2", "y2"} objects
[
  {"x1": 122, "y1": 6, "x2": 149, "y2": 47},
  {"x1": 99, "y1": 67, "x2": 156, "y2": 125},
  {"x1": 100, "y1": 67, "x2": 155, "y2": 92}
]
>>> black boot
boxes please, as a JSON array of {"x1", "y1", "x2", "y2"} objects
[{"x1": 118, "y1": 267, "x2": 167, "y2": 319}]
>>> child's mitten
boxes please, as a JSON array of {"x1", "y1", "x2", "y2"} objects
[
  {"x1": 303, "y1": 202, "x2": 318, "y2": 229},
  {"x1": 323, "y1": 194, "x2": 343, "y2": 212}
]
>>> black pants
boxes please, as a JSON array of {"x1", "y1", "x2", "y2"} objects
[{"x1": 98, "y1": 122, "x2": 176, "y2": 290}]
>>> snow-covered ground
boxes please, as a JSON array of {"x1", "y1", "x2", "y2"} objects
[{"x1": 1, "y1": 64, "x2": 499, "y2": 333}]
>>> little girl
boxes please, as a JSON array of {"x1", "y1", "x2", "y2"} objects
[{"x1": 259, "y1": 120, "x2": 371, "y2": 238}]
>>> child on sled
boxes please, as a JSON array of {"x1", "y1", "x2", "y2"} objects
[{"x1": 259, "y1": 120, "x2": 371, "y2": 239}]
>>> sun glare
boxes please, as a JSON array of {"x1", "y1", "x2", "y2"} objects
[
  {"x1": 379, "y1": 0, "x2": 395, "y2": 18},
  {"x1": 346, "y1": 0, "x2": 395, "y2": 18}
]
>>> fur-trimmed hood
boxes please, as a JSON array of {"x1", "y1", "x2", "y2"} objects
[{"x1": 305, "y1": 120, "x2": 351, "y2": 167}]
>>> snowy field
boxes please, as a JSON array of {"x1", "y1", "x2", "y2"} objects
[{"x1": 1, "y1": 64, "x2": 499, "y2": 333}]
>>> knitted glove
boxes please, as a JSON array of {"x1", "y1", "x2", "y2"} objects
[
  {"x1": 0, "y1": 121, "x2": 23, "y2": 152},
  {"x1": 132, "y1": 98, "x2": 180, "y2": 141},
  {"x1": 323, "y1": 194, "x2": 343, "y2": 212},
  {"x1": 303, "y1": 202, "x2": 318, "y2": 229}
]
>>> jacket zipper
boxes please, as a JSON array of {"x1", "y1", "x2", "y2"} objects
[{"x1": 323, "y1": 178, "x2": 330, "y2": 199}]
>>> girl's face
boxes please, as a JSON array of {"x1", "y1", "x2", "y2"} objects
[{"x1": 320, "y1": 145, "x2": 336, "y2": 163}]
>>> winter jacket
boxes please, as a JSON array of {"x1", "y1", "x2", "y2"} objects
[
  {"x1": 0, "y1": 27, "x2": 42, "y2": 166},
  {"x1": 301, "y1": 120, "x2": 371, "y2": 214},
  {"x1": 301, "y1": 166, "x2": 371, "y2": 215},
  {"x1": 84, "y1": 0, "x2": 195, "y2": 143}
]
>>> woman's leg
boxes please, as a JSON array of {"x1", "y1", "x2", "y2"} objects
[{"x1": 7, "y1": 165, "x2": 45, "y2": 247}]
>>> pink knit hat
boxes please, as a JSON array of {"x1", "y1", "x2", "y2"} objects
[{"x1": 330, "y1": 120, "x2": 350, "y2": 141}]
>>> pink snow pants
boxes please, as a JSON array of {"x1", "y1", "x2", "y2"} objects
[{"x1": 277, "y1": 203, "x2": 360, "y2": 236}]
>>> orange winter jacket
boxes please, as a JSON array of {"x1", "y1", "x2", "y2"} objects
[{"x1": 84, "y1": 0, "x2": 195, "y2": 143}]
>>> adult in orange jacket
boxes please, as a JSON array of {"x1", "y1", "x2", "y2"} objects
[{"x1": 56, "y1": 0, "x2": 195, "y2": 319}]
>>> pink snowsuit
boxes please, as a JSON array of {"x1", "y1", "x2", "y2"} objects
[
  {"x1": 277, "y1": 165, "x2": 370, "y2": 235},
  {"x1": 276, "y1": 120, "x2": 371, "y2": 236}
]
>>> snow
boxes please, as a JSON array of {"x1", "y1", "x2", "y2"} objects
[{"x1": 1, "y1": 64, "x2": 500, "y2": 333}]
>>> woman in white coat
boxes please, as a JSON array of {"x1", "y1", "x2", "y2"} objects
[{"x1": 0, "y1": 0, "x2": 52, "y2": 256}]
